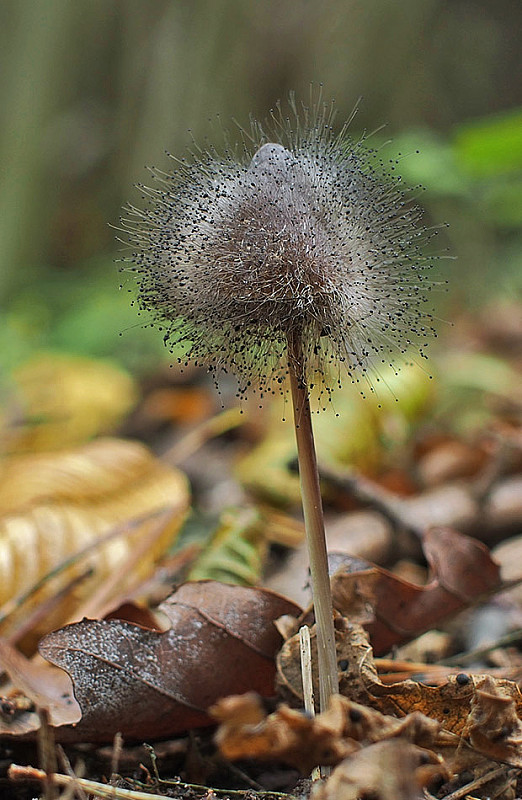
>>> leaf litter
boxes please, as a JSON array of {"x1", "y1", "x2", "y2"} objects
[{"x1": 2, "y1": 310, "x2": 522, "y2": 799}]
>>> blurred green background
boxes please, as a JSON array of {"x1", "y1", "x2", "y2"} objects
[{"x1": 1, "y1": 0, "x2": 521, "y2": 375}]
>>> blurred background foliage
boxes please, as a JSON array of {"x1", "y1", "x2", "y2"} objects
[{"x1": 0, "y1": 0, "x2": 521, "y2": 376}]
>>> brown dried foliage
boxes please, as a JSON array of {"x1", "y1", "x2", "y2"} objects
[{"x1": 0, "y1": 581, "x2": 300, "y2": 742}]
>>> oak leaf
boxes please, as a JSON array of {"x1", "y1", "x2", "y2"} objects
[
  {"x1": 28, "y1": 581, "x2": 301, "y2": 742},
  {"x1": 331, "y1": 527, "x2": 502, "y2": 655}
]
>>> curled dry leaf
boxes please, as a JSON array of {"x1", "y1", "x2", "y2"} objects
[
  {"x1": 465, "y1": 675, "x2": 522, "y2": 767},
  {"x1": 331, "y1": 526, "x2": 502, "y2": 655},
  {"x1": 213, "y1": 692, "x2": 352, "y2": 773},
  {"x1": 312, "y1": 740, "x2": 446, "y2": 800},
  {"x1": 277, "y1": 620, "x2": 522, "y2": 740},
  {"x1": 366, "y1": 670, "x2": 522, "y2": 738},
  {"x1": 277, "y1": 618, "x2": 374, "y2": 708},
  {"x1": 0, "y1": 637, "x2": 80, "y2": 736},
  {"x1": 29, "y1": 581, "x2": 301, "y2": 742},
  {"x1": 0, "y1": 437, "x2": 189, "y2": 639},
  {"x1": 212, "y1": 691, "x2": 441, "y2": 773}
]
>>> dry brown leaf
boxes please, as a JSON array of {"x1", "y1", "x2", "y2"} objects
[
  {"x1": 465, "y1": 676, "x2": 522, "y2": 767},
  {"x1": 3, "y1": 353, "x2": 137, "y2": 454},
  {"x1": 312, "y1": 740, "x2": 446, "y2": 800},
  {"x1": 331, "y1": 526, "x2": 502, "y2": 655},
  {"x1": 277, "y1": 617, "x2": 373, "y2": 708},
  {"x1": 277, "y1": 620, "x2": 522, "y2": 741},
  {"x1": 365, "y1": 670, "x2": 522, "y2": 737},
  {"x1": 22, "y1": 581, "x2": 302, "y2": 742},
  {"x1": 0, "y1": 438, "x2": 189, "y2": 639},
  {"x1": 213, "y1": 693, "x2": 356, "y2": 773},
  {"x1": 212, "y1": 692, "x2": 441, "y2": 773},
  {"x1": 0, "y1": 638, "x2": 80, "y2": 737}
]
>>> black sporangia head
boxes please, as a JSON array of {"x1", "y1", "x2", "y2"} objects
[{"x1": 120, "y1": 97, "x2": 439, "y2": 402}]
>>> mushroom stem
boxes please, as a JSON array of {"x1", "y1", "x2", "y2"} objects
[{"x1": 287, "y1": 331, "x2": 339, "y2": 712}]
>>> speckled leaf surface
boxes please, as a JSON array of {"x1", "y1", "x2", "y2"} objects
[{"x1": 38, "y1": 581, "x2": 301, "y2": 742}]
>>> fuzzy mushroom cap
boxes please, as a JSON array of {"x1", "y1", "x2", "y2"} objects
[{"x1": 121, "y1": 102, "x2": 438, "y2": 399}]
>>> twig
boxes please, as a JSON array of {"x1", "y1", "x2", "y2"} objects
[
  {"x1": 319, "y1": 464, "x2": 424, "y2": 537},
  {"x1": 440, "y1": 765, "x2": 513, "y2": 800},
  {"x1": 299, "y1": 625, "x2": 316, "y2": 717},
  {"x1": 8, "y1": 764, "x2": 295, "y2": 799},
  {"x1": 164, "y1": 406, "x2": 244, "y2": 465},
  {"x1": 299, "y1": 626, "x2": 321, "y2": 782},
  {"x1": 56, "y1": 745, "x2": 88, "y2": 800},
  {"x1": 6, "y1": 569, "x2": 93, "y2": 645},
  {"x1": 111, "y1": 731, "x2": 124, "y2": 786},
  {"x1": 37, "y1": 709, "x2": 58, "y2": 800},
  {"x1": 320, "y1": 462, "x2": 522, "y2": 541},
  {"x1": 438, "y1": 626, "x2": 522, "y2": 667}
]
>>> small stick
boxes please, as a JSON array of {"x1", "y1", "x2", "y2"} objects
[
  {"x1": 288, "y1": 330, "x2": 339, "y2": 713},
  {"x1": 440, "y1": 765, "x2": 512, "y2": 800},
  {"x1": 110, "y1": 731, "x2": 124, "y2": 786},
  {"x1": 299, "y1": 625, "x2": 321, "y2": 781},
  {"x1": 36, "y1": 709, "x2": 58, "y2": 800},
  {"x1": 299, "y1": 625, "x2": 315, "y2": 717},
  {"x1": 164, "y1": 406, "x2": 244, "y2": 464},
  {"x1": 9, "y1": 766, "x2": 167, "y2": 800},
  {"x1": 56, "y1": 746, "x2": 88, "y2": 800},
  {"x1": 438, "y1": 626, "x2": 522, "y2": 666},
  {"x1": 8, "y1": 765, "x2": 292, "y2": 799}
]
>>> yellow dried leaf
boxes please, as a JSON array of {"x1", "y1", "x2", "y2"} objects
[
  {"x1": 2, "y1": 354, "x2": 138, "y2": 454},
  {"x1": 0, "y1": 438, "x2": 189, "y2": 640}
]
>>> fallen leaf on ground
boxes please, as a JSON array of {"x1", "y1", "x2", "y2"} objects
[
  {"x1": 277, "y1": 620, "x2": 522, "y2": 739},
  {"x1": 312, "y1": 740, "x2": 446, "y2": 800},
  {"x1": 0, "y1": 437, "x2": 189, "y2": 641},
  {"x1": 15, "y1": 581, "x2": 302, "y2": 742},
  {"x1": 277, "y1": 618, "x2": 374, "y2": 708},
  {"x1": 331, "y1": 526, "x2": 503, "y2": 654},
  {"x1": 212, "y1": 692, "x2": 441, "y2": 773},
  {"x1": 465, "y1": 675, "x2": 522, "y2": 767},
  {"x1": 0, "y1": 638, "x2": 80, "y2": 736},
  {"x1": 2, "y1": 354, "x2": 137, "y2": 453}
]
